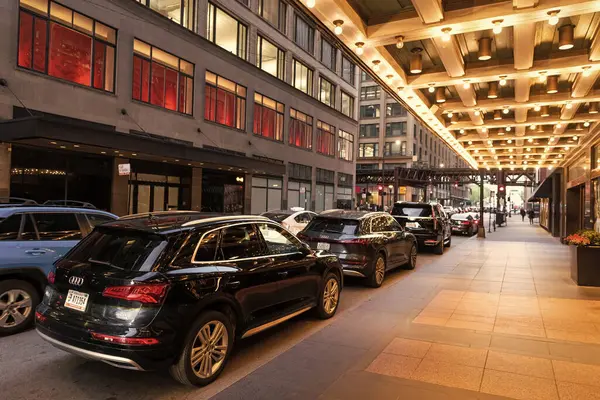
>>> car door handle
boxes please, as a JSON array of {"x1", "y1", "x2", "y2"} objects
[
  {"x1": 226, "y1": 281, "x2": 241, "y2": 289},
  {"x1": 277, "y1": 271, "x2": 288, "y2": 278},
  {"x1": 25, "y1": 250, "x2": 46, "y2": 255}
]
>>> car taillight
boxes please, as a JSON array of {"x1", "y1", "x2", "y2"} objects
[
  {"x1": 461, "y1": 221, "x2": 471, "y2": 225},
  {"x1": 47, "y1": 271, "x2": 55, "y2": 284},
  {"x1": 35, "y1": 311, "x2": 47, "y2": 323},
  {"x1": 90, "y1": 332, "x2": 159, "y2": 346},
  {"x1": 102, "y1": 283, "x2": 169, "y2": 304}
]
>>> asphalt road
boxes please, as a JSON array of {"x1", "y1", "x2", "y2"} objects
[{"x1": 0, "y1": 235, "x2": 472, "y2": 400}]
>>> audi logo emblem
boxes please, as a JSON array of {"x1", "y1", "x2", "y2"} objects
[{"x1": 68, "y1": 276, "x2": 84, "y2": 286}]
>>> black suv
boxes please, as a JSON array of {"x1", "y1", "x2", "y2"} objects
[
  {"x1": 391, "y1": 202, "x2": 451, "y2": 255},
  {"x1": 35, "y1": 213, "x2": 343, "y2": 386}
]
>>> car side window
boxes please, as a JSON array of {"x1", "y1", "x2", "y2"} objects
[
  {"x1": 21, "y1": 214, "x2": 38, "y2": 240},
  {"x1": 193, "y1": 230, "x2": 220, "y2": 263},
  {"x1": 218, "y1": 224, "x2": 263, "y2": 261},
  {"x1": 257, "y1": 223, "x2": 301, "y2": 255},
  {"x1": 386, "y1": 216, "x2": 403, "y2": 232},
  {"x1": 371, "y1": 216, "x2": 388, "y2": 233},
  {"x1": 0, "y1": 214, "x2": 23, "y2": 240},
  {"x1": 86, "y1": 213, "x2": 115, "y2": 227},
  {"x1": 294, "y1": 213, "x2": 304, "y2": 223},
  {"x1": 31, "y1": 213, "x2": 82, "y2": 241}
]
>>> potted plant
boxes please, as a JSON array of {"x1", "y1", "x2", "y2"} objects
[{"x1": 565, "y1": 230, "x2": 600, "y2": 286}]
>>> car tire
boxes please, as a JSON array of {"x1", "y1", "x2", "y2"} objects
[
  {"x1": 434, "y1": 239, "x2": 444, "y2": 255},
  {"x1": 0, "y1": 279, "x2": 39, "y2": 336},
  {"x1": 315, "y1": 273, "x2": 340, "y2": 319},
  {"x1": 404, "y1": 244, "x2": 417, "y2": 270},
  {"x1": 169, "y1": 310, "x2": 234, "y2": 386},
  {"x1": 366, "y1": 254, "x2": 386, "y2": 288},
  {"x1": 445, "y1": 234, "x2": 452, "y2": 247}
]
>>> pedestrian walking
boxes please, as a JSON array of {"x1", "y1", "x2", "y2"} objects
[
  {"x1": 520, "y1": 208, "x2": 526, "y2": 222},
  {"x1": 528, "y1": 209, "x2": 535, "y2": 225}
]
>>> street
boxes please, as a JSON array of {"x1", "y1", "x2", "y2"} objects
[{"x1": 0, "y1": 236, "x2": 473, "y2": 400}]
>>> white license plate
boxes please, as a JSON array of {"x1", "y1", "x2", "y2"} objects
[
  {"x1": 317, "y1": 242, "x2": 330, "y2": 251},
  {"x1": 64, "y1": 290, "x2": 89, "y2": 312},
  {"x1": 406, "y1": 222, "x2": 419, "y2": 228}
]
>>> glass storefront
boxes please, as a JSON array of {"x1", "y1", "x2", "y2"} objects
[
  {"x1": 315, "y1": 184, "x2": 334, "y2": 212},
  {"x1": 251, "y1": 176, "x2": 282, "y2": 214},
  {"x1": 202, "y1": 169, "x2": 244, "y2": 213},
  {"x1": 540, "y1": 198, "x2": 550, "y2": 230},
  {"x1": 594, "y1": 179, "x2": 600, "y2": 233},
  {"x1": 288, "y1": 181, "x2": 311, "y2": 210}
]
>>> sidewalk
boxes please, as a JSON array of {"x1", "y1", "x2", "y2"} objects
[{"x1": 209, "y1": 220, "x2": 600, "y2": 400}]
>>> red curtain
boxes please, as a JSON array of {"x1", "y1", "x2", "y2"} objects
[
  {"x1": 93, "y1": 41, "x2": 105, "y2": 89},
  {"x1": 262, "y1": 107, "x2": 275, "y2": 139},
  {"x1": 204, "y1": 85, "x2": 217, "y2": 121},
  {"x1": 150, "y1": 62, "x2": 165, "y2": 107},
  {"x1": 178, "y1": 76, "x2": 187, "y2": 114},
  {"x1": 18, "y1": 12, "x2": 33, "y2": 69},
  {"x1": 33, "y1": 18, "x2": 47, "y2": 72},
  {"x1": 216, "y1": 88, "x2": 235, "y2": 127},
  {"x1": 253, "y1": 104, "x2": 261, "y2": 135},
  {"x1": 48, "y1": 23, "x2": 92, "y2": 85},
  {"x1": 132, "y1": 56, "x2": 142, "y2": 100},
  {"x1": 164, "y1": 68, "x2": 178, "y2": 111},
  {"x1": 141, "y1": 59, "x2": 150, "y2": 102}
]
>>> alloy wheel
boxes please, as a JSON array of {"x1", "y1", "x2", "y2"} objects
[
  {"x1": 375, "y1": 257, "x2": 385, "y2": 285},
  {"x1": 410, "y1": 246, "x2": 417, "y2": 267},
  {"x1": 0, "y1": 289, "x2": 32, "y2": 328},
  {"x1": 323, "y1": 278, "x2": 339, "y2": 315},
  {"x1": 190, "y1": 320, "x2": 228, "y2": 379}
]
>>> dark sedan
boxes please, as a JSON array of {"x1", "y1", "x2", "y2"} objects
[
  {"x1": 297, "y1": 211, "x2": 417, "y2": 288},
  {"x1": 35, "y1": 213, "x2": 343, "y2": 386},
  {"x1": 450, "y1": 213, "x2": 479, "y2": 236},
  {"x1": 391, "y1": 202, "x2": 451, "y2": 255}
]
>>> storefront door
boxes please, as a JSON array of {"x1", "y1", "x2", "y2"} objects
[{"x1": 566, "y1": 185, "x2": 583, "y2": 235}]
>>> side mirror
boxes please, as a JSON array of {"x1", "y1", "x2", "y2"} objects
[{"x1": 300, "y1": 242, "x2": 312, "y2": 254}]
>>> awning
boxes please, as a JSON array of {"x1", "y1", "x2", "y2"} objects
[
  {"x1": 0, "y1": 114, "x2": 285, "y2": 175},
  {"x1": 528, "y1": 168, "x2": 562, "y2": 202}
]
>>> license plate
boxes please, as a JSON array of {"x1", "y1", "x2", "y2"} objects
[
  {"x1": 317, "y1": 242, "x2": 330, "y2": 251},
  {"x1": 406, "y1": 222, "x2": 419, "y2": 228},
  {"x1": 64, "y1": 290, "x2": 89, "y2": 312}
]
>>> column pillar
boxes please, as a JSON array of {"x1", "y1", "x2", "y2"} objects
[
  {"x1": 110, "y1": 157, "x2": 130, "y2": 216},
  {"x1": 244, "y1": 173, "x2": 252, "y2": 214},
  {"x1": 191, "y1": 168, "x2": 202, "y2": 211},
  {"x1": 0, "y1": 143, "x2": 11, "y2": 198}
]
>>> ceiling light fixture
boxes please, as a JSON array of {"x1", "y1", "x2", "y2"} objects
[
  {"x1": 547, "y1": 10, "x2": 560, "y2": 26},
  {"x1": 503, "y1": 107, "x2": 510, "y2": 114},
  {"x1": 459, "y1": 129, "x2": 465, "y2": 134},
  {"x1": 447, "y1": 111, "x2": 454, "y2": 118},
  {"x1": 505, "y1": 126, "x2": 511, "y2": 132},
  {"x1": 528, "y1": 138, "x2": 534, "y2": 142},
  {"x1": 488, "y1": 81, "x2": 499, "y2": 98},
  {"x1": 530, "y1": 124, "x2": 536, "y2": 130},
  {"x1": 410, "y1": 48, "x2": 423, "y2": 74},
  {"x1": 355, "y1": 42, "x2": 364, "y2": 56},
  {"x1": 509, "y1": 148, "x2": 514, "y2": 153},
  {"x1": 478, "y1": 37, "x2": 492, "y2": 60},
  {"x1": 565, "y1": 101, "x2": 573, "y2": 109},
  {"x1": 546, "y1": 75, "x2": 559, "y2": 94},
  {"x1": 372, "y1": 60, "x2": 381, "y2": 72},
  {"x1": 538, "y1": 71, "x2": 547, "y2": 82},
  {"x1": 441, "y1": 28, "x2": 452, "y2": 42},
  {"x1": 436, "y1": 87, "x2": 446, "y2": 103},
  {"x1": 492, "y1": 19, "x2": 503, "y2": 34},
  {"x1": 474, "y1": 109, "x2": 481, "y2": 116},
  {"x1": 534, "y1": 104, "x2": 541, "y2": 112},
  {"x1": 589, "y1": 103, "x2": 599, "y2": 114},
  {"x1": 386, "y1": 74, "x2": 394, "y2": 82},
  {"x1": 395, "y1": 35, "x2": 404, "y2": 49},
  {"x1": 507, "y1": 139, "x2": 513, "y2": 144},
  {"x1": 499, "y1": 75, "x2": 507, "y2": 86},
  {"x1": 555, "y1": 122, "x2": 562, "y2": 129},
  {"x1": 582, "y1": 66, "x2": 592, "y2": 77},
  {"x1": 428, "y1": 84, "x2": 436, "y2": 93},
  {"x1": 494, "y1": 110, "x2": 502, "y2": 120},
  {"x1": 573, "y1": 135, "x2": 578, "y2": 140},
  {"x1": 558, "y1": 24, "x2": 574, "y2": 50},
  {"x1": 333, "y1": 20, "x2": 344, "y2": 35},
  {"x1": 482, "y1": 127, "x2": 488, "y2": 133},
  {"x1": 584, "y1": 121, "x2": 591, "y2": 127},
  {"x1": 306, "y1": 0, "x2": 315, "y2": 8},
  {"x1": 451, "y1": 114, "x2": 458, "y2": 124},
  {"x1": 462, "y1": 80, "x2": 471, "y2": 89},
  {"x1": 541, "y1": 105, "x2": 550, "y2": 117}
]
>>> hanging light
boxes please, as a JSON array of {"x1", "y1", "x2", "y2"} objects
[
  {"x1": 503, "y1": 107, "x2": 510, "y2": 114},
  {"x1": 582, "y1": 66, "x2": 592, "y2": 77},
  {"x1": 447, "y1": 111, "x2": 454, "y2": 118},
  {"x1": 499, "y1": 76, "x2": 508, "y2": 86},
  {"x1": 505, "y1": 126, "x2": 511, "y2": 132},
  {"x1": 575, "y1": 123, "x2": 583, "y2": 131},
  {"x1": 565, "y1": 101, "x2": 573, "y2": 110},
  {"x1": 589, "y1": 102, "x2": 599, "y2": 114},
  {"x1": 530, "y1": 124, "x2": 536, "y2": 130},
  {"x1": 478, "y1": 37, "x2": 492, "y2": 61},
  {"x1": 482, "y1": 127, "x2": 488, "y2": 133},
  {"x1": 546, "y1": 75, "x2": 559, "y2": 94},
  {"x1": 451, "y1": 114, "x2": 458, "y2": 124},
  {"x1": 584, "y1": 121, "x2": 591, "y2": 127},
  {"x1": 410, "y1": 48, "x2": 423, "y2": 74},
  {"x1": 395, "y1": 35, "x2": 404, "y2": 49},
  {"x1": 541, "y1": 105, "x2": 550, "y2": 117},
  {"x1": 494, "y1": 110, "x2": 502, "y2": 120},
  {"x1": 537, "y1": 125, "x2": 545, "y2": 133},
  {"x1": 488, "y1": 81, "x2": 499, "y2": 98},
  {"x1": 558, "y1": 24, "x2": 574, "y2": 50},
  {"x1": 459, "y1": 129, "x2": 465, "y2": 134},
  {"x1": 428, "y1": 84, "x2": 436, "y2": 93},
  {"x1": 492, "y1": 19, "x2": 503, "y2": 34},
  {"x1": 441, "y1": 28, "x2": 452, "y2": 42},
  {"x1": 333, "y1": 20, "x2": 344, "y2": 35},
  {"x1": 507, "y1": 139, "x2": 513, "y2": 144},
  {"x1": 534, "y1": 104, "x2": 541, "y2": 112},
  {"x1": 372, "y1": 60, "x2": 381, "y2": 72},
  {"x1": 573, "y1": 135, "x2": 579, "y2": 140},
  {"x1": 435, "y1": 87, "x2": 446, "y2": 103},
  {"x1": 306, "y1": 0, "x2": 315, "y2": 8},
  {"x1": 355, "y1": 42, "x2": 365, "y2": 56},
  {"x1": 463, "y1": 80, "x2": 471, "y2": 89},
  {"x1": 548, "y1": 10, "x2": 560, "y2": 26},
  {"x1": 538, "y1": 72, "x2": 547, "y2": 82}
]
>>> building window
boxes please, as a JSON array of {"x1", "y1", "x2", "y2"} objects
[
  {"x1": 288, "y1": 163, "x2": 312, "y2": 181},
  {"x1": 359, "y1": 124, "x2": 379, "y2": 138},
  {"x1": 320, "y1": 38, "x2": 336, "y2": 70},
  {"x1": 316, "y1": 168, "x2": 334, "y2": 183},
  {"x1": 360, "y1": 86, "x2": 380, "y2": 100},
  {"x1": 315, "y1": 183, "x2": 334, "y2": 213},
  {"x1": 357, "y1": 163, "x2": 378, "y2": 170},
  {"x1": 413, "y1": 143, "x2": 417, "y2": 156},
  {"x1": 360, "y1": 70, "x2": 372, "y2": 82},
  {"x1": 338, "y1": 130, "x2": 354, "y2": 162},
  {"x1": 360, "y1": 105, "x2": 380, "y2": 118},
  {"x1": 207, "y1": 3, "x2": 247, "y2": 60},
  {"x1": 386, "y1": 122, "x2": 407, "y2": 136},
  {"x1": 289, "y1": 108, "x2": 313, "y2": 149},
  {"x1": 341, "y1": 56, "x2": 355, "y2": 85},
  {"x1": 258, "y1": 0, "x2": 287, "y2": 33},
  {"x1": 413, "y1": 124, "x2": 417, "y2": 138},
  {"x1": 293, "y1": 59, "x2": 313, "y2": 95},
  {"x1": 132, "y1": 39, "x2": 193, "y2": 115},
  {"x1": 135, "y1": 0, "x2": 195, "y2": 30},
  {"x1": 253, "y1": 93, "x2": 284, "y2": 141},
  {"x1": 359, "y1": 143, "x2": 378, "y2": 158},
  {"x1": 294, "y1": 15, "x2": 314, "y2": 54},
  {"x1": 386, "y1": 103, "x2": 406, "y2": 117},
  {"x1": 341, "y1": 91, "x2": 354, "y2": 118},
  {"x1": 384, "y1": 141, "x2": 408, "y2": 156},
  {"x1": 251, "y1": 177, "x2": 282, "y2": 214},
  {"x1": 17, "y1": 1, "x2": 116, "y2": 92},
  {"x1": 316, "y1": 121, "x2": 335, "y2": 157},
  {"x1": 205, "y1": 71, "x2": 246, "y2": 130},
  {"x1": 257, "y1": 35, "x2": 285, "y2": 79},
  {"x1": 319, "y1": 77, "x2": 335, "y2": 107},
  {"x1": 288, "y1": 180, "x2": 311, "y2": 210}
]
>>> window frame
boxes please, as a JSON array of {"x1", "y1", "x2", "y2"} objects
[
  {"x1": 207, "y1": 2, "x2": 248, "y2": 60},
  {"x1": 316, "y1": 120, "x2": 336, "y2": 157},
  {"x1": 340, "y1": 91, "x2": 354, "y2": 119},
  {"x1": 135, "y1": 0, "x2": 196, "y2": 30},
  {"x1": 341, "y1": 55, "x2": 355, "y2": 85},
  {"x1": 318, "y1": 76, "x2": 335, "y2": 107},
  {"x1": 359, "y1": 143, "x2": 378, "y2": 158},
  {"x1": 359, "y1": 104, "x2": 380, "y2": 119},
  {"x1": 204, "y1": 70, "x2": 247, "y2": 131},
  {"x1": 253, "y1": 92, "x2": 284, "y2": 142},
  {"x1": 360, "y1": 86, "x2": 380, "y2": 101},
  {"x1": 289, "y1": 108, "x2": 313, "y2": 150},
  {"x1": 294, "y1": 14, "x2": 314, "y2": 54},
  {"x1": 359, "y1": 124, "x2": 379, "y2": 138},
  {"x1": 385, "y1": 122, "x2": 407, "y2": 137},
  {"x1": 256, "y1": 34, "x2": 285, "y2": 80},
  {"x1": 292, "y1": 58, "x2": 313, "y2": 96},
  {"x1": 258, "y1": 0, "x2": 287, "y2": 33},
  {"x1": 338, "y1": 130, "x2": 354, "y2": 162},
  {"x1": 320, "y1": 37, "x2": 336, "y2": 71}
]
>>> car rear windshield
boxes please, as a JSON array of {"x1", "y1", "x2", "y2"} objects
[
  {"x1": 305, "y1": 217, "x2": 359, "y2": 235},
  {"x1": 392, "y1": 205, "x2": 432, "y2": 217},
  {"x1": 65, "y1": 229, "x2": 167, "y2": 272},
  {"x1": 262, "y1": 213, "x2": 290, "y2": 223}
]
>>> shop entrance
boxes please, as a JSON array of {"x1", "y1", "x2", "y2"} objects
[
  {"x1": 566, "y1": 185, "x2": 583, "y2": 235},
  {"x1": 202, "y1": 169, "x2": 244, "y2": 213}
]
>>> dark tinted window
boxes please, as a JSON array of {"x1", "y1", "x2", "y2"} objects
[
  {"x1": 171, "y1": 230, "x2": 219, "y2": 266},
  {"x1": 218, "y1": 224, "x2": 263, "y2": 260},
  {"x1": 258, "y1": 223, "x2": 300, "y2": 255},
  {"x1": 67, "y1": 230, "x2": 166, "y2": 271},
  {"x1": 262, "y1": 212, "x2": 291, "y2": 223},
  {"x1": 306, "y1": 217, "x2": 359, "y2": 235},
  {"x1": 21, "y1": 214, "x2": 37, "y2": 240},
  {"x1": 0, "y1": 214, "x2": 22, "y2": 240},
  {"x1": 294, "y1": 213, "x2": 314, "y2": 223},
  {"x1": 371, "y1": 216, "x2": 388, "y2": 233},
  {"x1": 32, "y1": 213, "x2": 82, "y2": 240},
  {"x1": 194, "y1": 231, "x2": 220, "y2": 262},
  {"x1": 392, "y1": 205, "x2": 432, "y2": 217},
  {"x1": 86, "y1": 213, "x2": 115, "y2": 227},
  {"x1": 387, "y1": 217, "x2": 402, "y2": 231}
]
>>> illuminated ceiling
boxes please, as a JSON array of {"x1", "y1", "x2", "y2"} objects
[{"x1": 302, "y1": 0, "x2": 600, "y2": 171}]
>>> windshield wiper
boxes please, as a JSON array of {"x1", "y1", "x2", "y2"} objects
[{"x1": 88, "y1": 258, "x2": 124, "y2": 270}]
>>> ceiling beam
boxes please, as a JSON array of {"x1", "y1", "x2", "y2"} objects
[
  {"x1": 457, "y1": 130, "x2": 587, "y2": 142},
  {"x1": 513, "y1": 24, "x2": 536, "y2": 70},
  {"x1": 449, "y1": 114, "x2": 600, "y2": 130},
  {"x1": 513, "y1": 0, "x2": 540, "y2": 9},
  {"x1": 366, "y1": 0, "x2": 600, "y2": 46},
  {"x1": 411, "y1": 0, "x2": 444, "y2": 24}
]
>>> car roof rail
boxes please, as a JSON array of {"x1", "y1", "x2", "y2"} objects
[
  {"x1": 0, "y1": 197, "x2": 38, "y2": 206},
  {"x1": 181, "y1": 215, "x2": 270, "y2": 227},
  {"x1": 42, "y1": 200, "x2": 97, "y2": 209}
]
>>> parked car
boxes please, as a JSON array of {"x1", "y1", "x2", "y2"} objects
[
  {"x1": 297, "y1": 211, "x2": 417, "y2": 288},
  {"x1": 450, "y1": 213, "x2": 479, "y2": 236},
  {"x1": 261, "y1": 209, "x2": 317, "y2": 235},
  {"x1": 36, "y1": 213, "x2": 343, "y2": 386},
  {"x1": 390, "y1": 202, "x2": 451, "y2": 255},
  {"x1": 0, "y1": 206, "x2": 117, "y2": 335},
  {"x1": 442, "y1": 206, "x2": 455, "y2": 217}
]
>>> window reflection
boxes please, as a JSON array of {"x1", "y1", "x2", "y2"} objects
[
  {"x1": 137, "y1": 0, "x2": 196, "y2": 30},
  {"x1": 207, "y1": 3, "x2": 247, "y2": 60}
]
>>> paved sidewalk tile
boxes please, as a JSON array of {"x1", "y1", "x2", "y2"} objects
[
  {"x1": 556, "y1": 382, "x2": 600, "y2": 400},
  {"x1": 485, "y1": 351, "x2": 554, "y2": 379},
  {"x1": 480, "y1": 370, "x2": 558, "y2": 400},
  {"x1": 411, "y1": 359, "x2": 484, "y2": 391},
  {"x1": 382, "y1": 338, "x2": 431, "y2": 358}
]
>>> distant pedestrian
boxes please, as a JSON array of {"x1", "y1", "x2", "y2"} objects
[
  {"x1": 528, "y1": 209, "x2": 535, "y2": 225},
  {"x1": 520, "y1": 208, "x2": 526, "y2": 222}
]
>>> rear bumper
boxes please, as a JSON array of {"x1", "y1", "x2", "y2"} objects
[{"x1": 409, "y1": 232, "x2": 441, "y2": 247}]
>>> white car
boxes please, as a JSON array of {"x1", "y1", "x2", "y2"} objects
[{"x1": 261, "y1": 209, "x2": 317, "y2": 235}]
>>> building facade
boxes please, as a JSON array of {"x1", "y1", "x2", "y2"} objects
[
  {"x1": 356, "y1": 72, "x2": 469, "y2": 208},
  {"x1": 0, "y1": 0, "x2": 358, "y2": 215}
]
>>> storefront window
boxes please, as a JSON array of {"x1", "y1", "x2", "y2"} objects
[
  {"x1": 135, "y1": 0, "x2": 195, "y2": 30},
  {"x1": 251, "y1": 177, "x2": 282, "y2": 214},
  {"x1": 256, "y1": 35, "x2": 285, "y2": 79},
  {"x1": 205, "y1": 71, "x2": 247, "y2": 130},
  {"x1": 132, "y1": 39, "x2": 194, "y2": 115},
  {"x1": 207, "y1": 3, "x2": 247, "y2": 60},
  {"x1": 316, "y1": 121, "x2": 335, "y2": 157},
  {"x1": 253, "y1": 93, "x2": 284, "y2": 141},
  {"x1": 288, "y1": 181, "x2": 311, "y2": 210},
  {"x1": 289, "y1": 108, "x2": 313, "y2": 149},
  {"x1": 338, "y1": 130, "x2": 354, "y2": 162},
  {"x1": 18, "y1": 0, "x2": 116, "y2": 92},
  {"x1": 315, "y1": 184, "x2": 334, "y2": 212}
]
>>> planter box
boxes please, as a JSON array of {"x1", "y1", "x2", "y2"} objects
[{"x1": 570, "y1": 246, "x2": 600, "y2": 286}]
